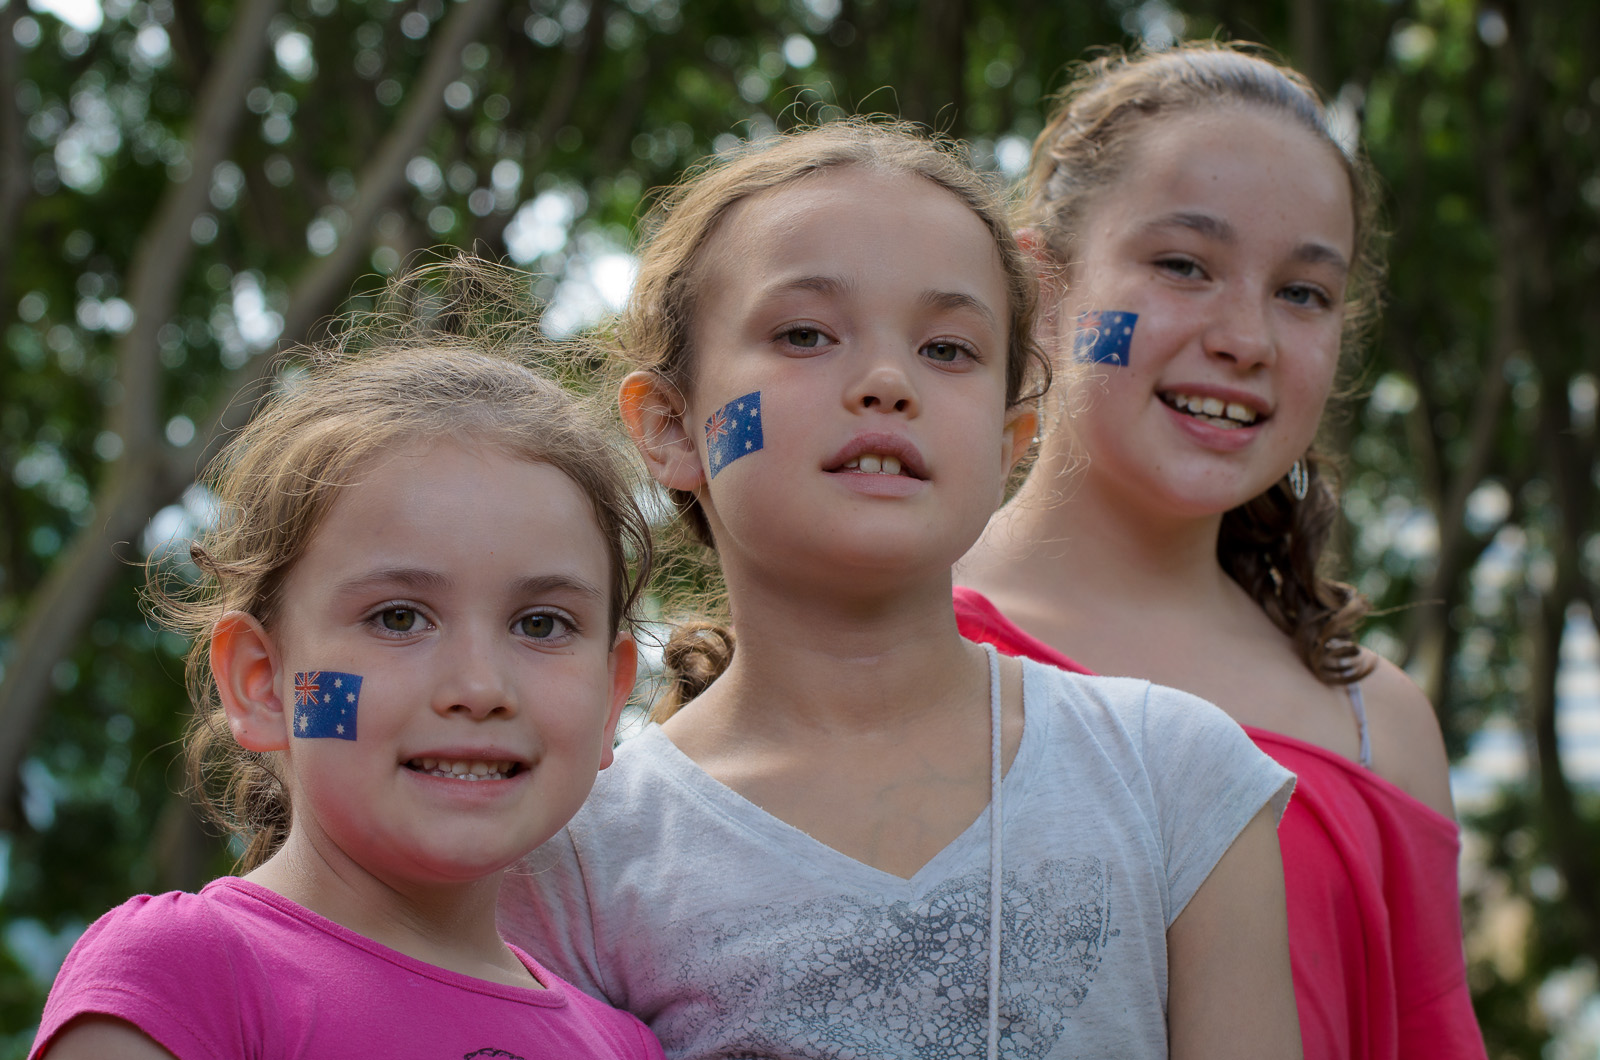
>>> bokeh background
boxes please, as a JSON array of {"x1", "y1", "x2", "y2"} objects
[{"x1": 1, "y1": 0, "x2": 1597, "y2": 1054}]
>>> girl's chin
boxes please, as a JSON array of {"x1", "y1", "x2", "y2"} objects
[
  {"x1": 1161, "y1": 477, "x2": 1283, "y2": 518},
  {"x1": 1093, "y1": 463, "x2": 1280, "y2": 521}
]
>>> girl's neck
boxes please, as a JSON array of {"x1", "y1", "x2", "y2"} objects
[
  {"x1": 245, "y1": 833, "x2": 531, "y2": 987},
  {"x1": 687, "y1": 562, "x2": 987, "y2": 738},
  {"x1": 961, "y1": 442, "x2": 1234, "y2": 609}
]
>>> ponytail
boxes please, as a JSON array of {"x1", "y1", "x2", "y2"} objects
[{"x1": 652, "y1": 621, "x2": 736, "y2": 722}]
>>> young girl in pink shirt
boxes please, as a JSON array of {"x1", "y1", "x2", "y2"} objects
[{"x1": 31, "y1": 262, "x2": 663, "y2": 1060}]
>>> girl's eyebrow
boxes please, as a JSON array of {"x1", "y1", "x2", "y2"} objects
[
  {"x1": 1142, "y1": 210, "x2": 1349, "y2": 273},
  {"x1": 759, "y1": 275, "x2": 999, "y2": 328},
  {"x1": 334, "y1": 568, "x2": 603, "y2": 602},
  {"x1": 760, "y1": 274, "x2": 854, "y2": 300},
  {"x1": 509, "y1": 574, "x2": 606, "y2": 602},
  {"x1": 1144, "y1": 209, "x2": 1234, "y2": 241},
  {"x1": 335, "y1": 567, "x2": 451, "y2": 596},
  {"x1": 920, "y1": 289, "x2": 999, "y2": 329}
]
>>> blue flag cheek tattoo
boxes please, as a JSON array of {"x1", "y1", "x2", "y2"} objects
[
  {"x1": 293, "y1": 671, "x2": 362, "y2": 740},
  {"x1": 705, "y1": 391, "x2": 764, "y2": 478},
  {"x1": 1074, "y1": 310, "x2": 1138, "y2": 366}
]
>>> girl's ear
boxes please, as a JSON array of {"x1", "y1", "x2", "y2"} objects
[
  {"x1": 212, "y1": 611, "x2": 290, "y2": 753},
  {"x1": 619, "y1": 371, "x2": 705, "y2": 492},
  {"x1": 598, "y1": 632, "x2": 640, "y2": 771},
  {"x1": 1003, "y1": 406, "x2": 1040, "y2": 472}
]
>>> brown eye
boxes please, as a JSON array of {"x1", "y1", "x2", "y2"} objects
[
  {"x1": 517, "y1": 613, "x2": 564, "y2": 639},
  {"x1": 380, "y1": 608, "x2": 418, "y2": 632}
]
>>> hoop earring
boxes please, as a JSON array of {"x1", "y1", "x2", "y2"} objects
[{"x1": 1287, "y1": 459, "x2": 1309, "y2": 501}]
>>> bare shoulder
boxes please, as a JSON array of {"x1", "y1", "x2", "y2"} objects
[
  {"x1": 1358, "y1": 652, "x2": 1456, "y2": 820},
  {"x1": 38, "y1": 1015, "x2": 180, "y2": 1060}
]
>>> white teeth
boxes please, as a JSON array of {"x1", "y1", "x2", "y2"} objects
[
  {"x1": 841, "y1": 453, "x2": 907, "y2": 475},
  {"x1": 408, "y1": 757, "x2": 514, "y2": 780},
  {"x1": 1164, "y1": 392, "x2": 1258, "y2": 426}
]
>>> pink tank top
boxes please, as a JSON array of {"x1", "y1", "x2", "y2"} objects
[{"x1": 954, "y1": 585, "x2": 1487, "y2": 1060}]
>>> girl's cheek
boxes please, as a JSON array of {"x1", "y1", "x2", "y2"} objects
[
  {"x1": 1072, "y1": 310, "x2": 1140, "y2": 367},
  {"x1": 702, "y1": 391, "x2": 765, "y2": 479}
]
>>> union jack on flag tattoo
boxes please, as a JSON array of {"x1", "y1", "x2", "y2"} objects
[
  {"x1": 705, "y1": 391, "x2": 764, "y2": 477},
  {"x1": 292, "y1": 670, "x2": 362, "y2": 740}
]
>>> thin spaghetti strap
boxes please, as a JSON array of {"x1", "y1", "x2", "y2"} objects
[{"x1": 1346, "y1": 682, "x2": 1373, "y2": 769}]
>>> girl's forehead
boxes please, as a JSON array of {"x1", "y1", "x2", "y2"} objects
[
  {"x1": 1092, "y1": 107, "x2": 1354, "y2": 251},
  {"x1": 724, "y1": 166, "x2": 981, "y2": 240},
  {"x1": 704, "y1": 167, "x2": 1004, "y2": 278}
]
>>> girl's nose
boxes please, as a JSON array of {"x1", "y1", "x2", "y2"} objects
[
  {"x1": 434, "y1": 629, "x2": 516, "y2": 720},
  {"x1": 847, "y1": 358, "x2": 920, "y2": 415},
  {"x1": 1202, "y1": 289, "x2": 1277, "y2": 370}
]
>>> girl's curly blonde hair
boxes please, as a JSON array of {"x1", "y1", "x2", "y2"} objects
[{"x1": 147, "y1": 257, "x2": 653, "y2": 869}]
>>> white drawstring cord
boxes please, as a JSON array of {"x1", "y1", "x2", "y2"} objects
[{"x1": 984, "y1": 644, "x2": 1003, "y2": 1060}]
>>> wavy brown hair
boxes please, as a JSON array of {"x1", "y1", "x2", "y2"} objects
[
  {"x1": 1030, "y1": 42, "x2": 1382, "y2": 683},
  {"x1": 147, "y1": 258, "x2": 653, "y2": 869},
  {"x1": 621, "y1": 119, "x2": 1052, "y2": 717}
]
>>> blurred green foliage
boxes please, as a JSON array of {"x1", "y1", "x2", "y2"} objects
[{"x1": 2, "y1": 0, "x2": 1597, "y2": 1056}]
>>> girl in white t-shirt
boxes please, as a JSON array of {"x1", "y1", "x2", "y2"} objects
[{"x1": 499, "y1": 121, "x2": 1300, "y2": 1060}]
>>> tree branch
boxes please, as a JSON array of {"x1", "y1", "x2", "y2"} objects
[
  {"x1": 0, "y1": 456, "x2": 190, "y2": 830},
  {"x1": 113, "y1": 0, "x2": 281, "y2": 457},
  {"x1": 473, "y1": 0, "x2": 607, "y2": 253},
  {"x1": 1398, "y1": 37, "x2": 1519, "y2": 688},
  {"x1": 0, "y1": 0, "x2": 36, "y2": 309},
  {"x1": 192, "y1": 0, "x2": 505, "y2": 463},
  {"x1": 0, "y1": 0, "x2": 280, "y2": 831}
]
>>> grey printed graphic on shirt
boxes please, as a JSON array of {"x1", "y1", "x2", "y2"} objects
[{"x1": 667, "y1": 857, "x2": 1113, "y2": 1060}]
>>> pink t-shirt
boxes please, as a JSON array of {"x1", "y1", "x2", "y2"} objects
[
  {"x1": 954, "y1": 585, "x2": 1487, "y2": 1060},
  {"x1": 31, "y1": 877, "x2": 663, "y2": 1060}
]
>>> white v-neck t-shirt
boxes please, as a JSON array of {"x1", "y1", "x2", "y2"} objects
[{"x1": 499, "y1": 660, "x2": 1293, "y2": 1060}]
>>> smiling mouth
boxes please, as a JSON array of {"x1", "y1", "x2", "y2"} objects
[
  {"x1": 1159, "y1": 391, "x2": 1261, "y2": 429},
  {"x1": 837, "y1": 453, "x2": 918, "y2": 477},
  {"x1": 404, "y1": 757, "x2": 521, "y2": 781}
]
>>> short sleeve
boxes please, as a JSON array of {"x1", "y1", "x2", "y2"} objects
[
  {"x1": 1136, "y1": 683, "x2": 1296, "y2": 923},
  {"x1": 30, "y1": 893, "x2": 266, "y2": 1060},
  {"x1": 498, "y1": 828, "x2": 614, "y2": 1005}
]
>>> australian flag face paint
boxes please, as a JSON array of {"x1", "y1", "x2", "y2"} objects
[
  {"x1": 293, "y1": 671, "x2": 362, "y2": 740},
  {"x1": 705, "y1": 391, "x2": 764, "y2": 478},
  {"x1": 1074, "y1": 310, "x2": 1138, "y2": 366}
]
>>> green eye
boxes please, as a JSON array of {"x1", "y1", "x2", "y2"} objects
[
  {"x1": 924, "y1": 342, "x2": 965, "y2": 362},
  {"x1": 518, "y1": 614, "x2": 562, "y2": 638},
  {"x1": 786, "y1": 328, "x2": 822, "y2": 348},
  {"x1": 380, "y1": 608, "x2": 418, "y2": 632}
]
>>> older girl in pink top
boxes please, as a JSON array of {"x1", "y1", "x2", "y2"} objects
[{"x1": 956, "y1": 43, "x2": 1486, "y2": 1060}]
